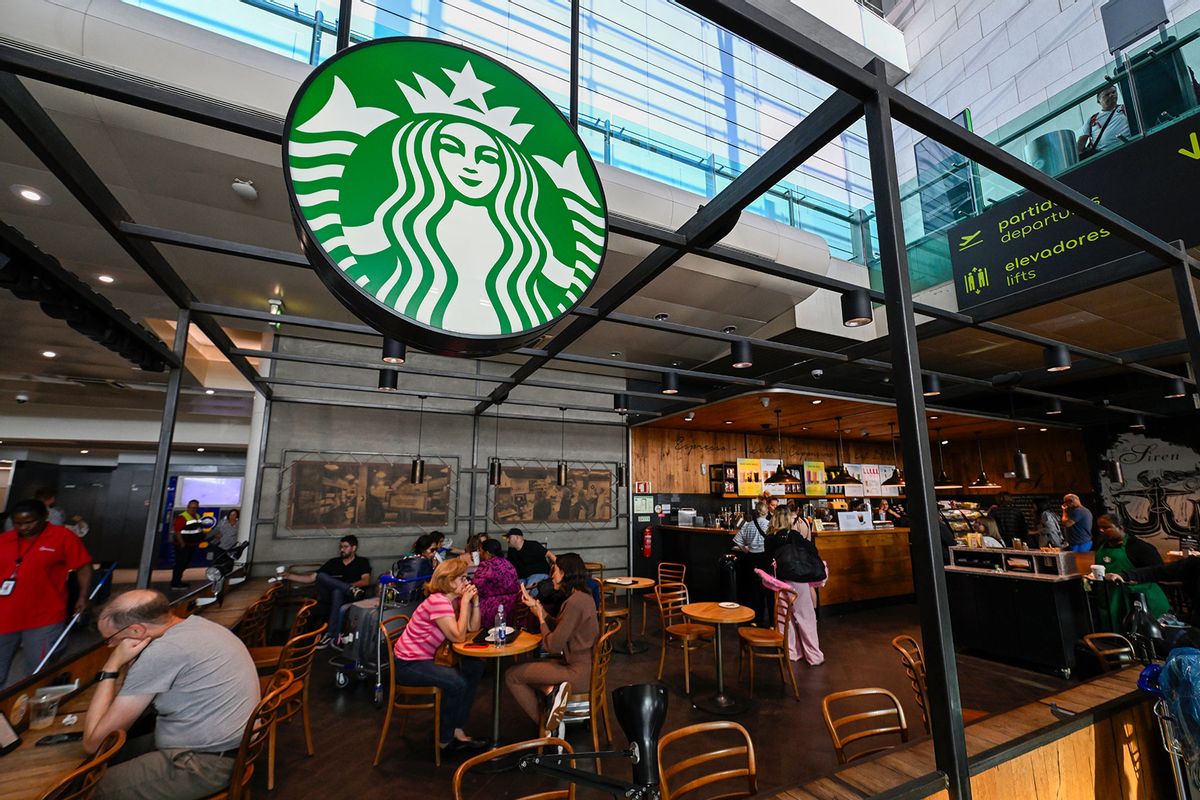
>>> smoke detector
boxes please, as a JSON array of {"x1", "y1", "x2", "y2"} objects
[{"x1": 231, "y1": 178, "x2": 258, "y2": 201}]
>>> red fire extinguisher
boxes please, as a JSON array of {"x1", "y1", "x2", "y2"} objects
[{"x1": 642, "y1": 526, "x2": 653, "y2": 558}]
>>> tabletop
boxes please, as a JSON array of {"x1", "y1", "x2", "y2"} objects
[
  {"x1": 603, "y1": 576, "x2": 656, "y2": 591},
  {"x1": 682, "y1": 602, "x2": 755, "y2": 625},
  {"x1": 9, "y1": 705, "x2": 90, "y2": 800},
  {"x1": 452, "y1": 630, "x2": 541, "y2": 658}
]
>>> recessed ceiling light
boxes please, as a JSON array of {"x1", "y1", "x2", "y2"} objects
[
  {"x1": 940, "y1": 439, "x2": 949, "y2": 445},
  {"x1": 654, "y1": 312, "x2": 669, "y2": 321},
  {"x1": 204, "y1": 389, "x2": 215, "y2": 395},
  {"x1": 811, "y1": 399, "x2": 822, "y2": 405},
  {"x1": 684, "y1": 411, "x2": 695, "y2": 421},
  {"x1": 721, "y1": 325, "x2": 737, "y2": 334},
  {"x1": 1017, "y1": 426, "x2": 1026, "y2": 431},
  {"x1": 42, "y1": 350, "x2": 57, "y2": 358},
  {"x1": 97, "y1": 274, "x2": 116, "y2": 284},
  {"x1": 723, "y1": 419, "x2": 734, "y2": 424},
  {"x1": 11, "y1": 184, "x2": 51, "y2": 205},
  {"x1": 929, "y1": 415, "x2": 939, "y2": 420},
  {"x1": 196, "y1": 447, "x2": 206, "y2": 452},
  {"x1": 1039, "y1": 427, "x2": 1048, "y2": 432},
  {"x1": 79, "y1": 449, "x2": 89, "y2": 454},
  {"x1": 609, "y1": 351, "x2": 620, "y2": 358}
]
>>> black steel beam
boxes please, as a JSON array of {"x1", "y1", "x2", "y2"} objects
[
  {"x1": 120, "y1": 222, "x2": 311, "y2": 269},
  {"x1": 336, "y1": 0, "x2": 354, "y2": 51},
  {"x1": 569, "y1": 0, "x2": 581, "y2": 129},
  {"x1": 514, "y1": 348, "x2": 767, "y2": 387},
  {"x1": 1173, "y1": 260, "x2": 1200, "y2": 388},
  {"x1": 271, "y1": 394, "x2": 632, "y2": 427}
]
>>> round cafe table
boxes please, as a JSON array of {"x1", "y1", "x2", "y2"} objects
[
  {"x1": 603, "y1": 576, "x2": 656, "y2": 655},
  {"x1": 682, "y1": 601, "x2": 755, "y2": 715},
  {"x1": 453, "y1": 629, "x2": 541, "y2": 758}
]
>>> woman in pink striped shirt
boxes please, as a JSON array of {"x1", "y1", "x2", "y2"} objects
[{"x1": 392, "y1": 559, "x2": 487, "y2": 753}]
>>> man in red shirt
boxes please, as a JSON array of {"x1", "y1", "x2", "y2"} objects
[{"x1": 0, "y1": 499, "x2": 93, "y2": 686}]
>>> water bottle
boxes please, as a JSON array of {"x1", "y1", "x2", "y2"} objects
[{"x1": 495, "y1": 604, "x2": 507, "y2": 646}]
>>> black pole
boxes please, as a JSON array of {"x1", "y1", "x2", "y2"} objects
[
  {"x1": 569, "y1": 0, "x2": 580, "y2": 130},
  {"x1": 137, "y1": 307, "x2": 190, "y2": 588},
  {"x1": 862, "y1": 62, "x2": 970, "y2": 800},
  {"x1": 336, "y1": 0, "x2": 353, "y2": 52},
  {"x1": 1172, "y1": 249, "x2": 1200, "y2": 387}
]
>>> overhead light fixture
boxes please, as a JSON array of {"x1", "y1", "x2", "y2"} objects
[
  {"x1": 79, "y1": 449, "x2": 89, "y2": 454},
  {"x1": 97, "y1": 274, "x2": 116, "y2": 284},
  {"x1": 1130, "y1": 414, "x2": 1146, "y2": 430},
  {"x1": 610, "y1": 351, "x2": 621, "y2": 358},
  {"x1": 882, "y1": 421, "x2": 905, "y2": 488},
  {"x1": 488, "y1": 408, "x2": 503, "y2": 486},
  {"x1": 267, "y1": 297, "x2": 284, "y2": 330},
  {"x1": 616, "y1": 463, "x2": 627, "y2": 487},
  {"x1": 204, "y1": 389, "x2": 215, "y2": 396},
  {"x1": 11, "y1": 184, "x2": 50, "y2": 205},
  {"x1": 764, "y1": 408, "x2": 790, "y2": 484},
  {"x1": 1044, "y1": 344, "x2": 1072, "y2": 372},
  {"x1": 557, "y1": 407, "x2": 568, "y2": 486},
  {"x1": 841, "y1": 288, "x2": 873, "y2": 327},
  {"x1": 613, "y1": 393, "x2": 629, "y2": 413},
  {"x1": 196, "y1": 447, "x2": 206, "y2": 453},
  {"x1": 1046, "y1": 398, "x2": 1063, "y2": 415},
  {"x1": 1165, "y1": 378, "x2": 1188, "y2": 399},
  {"x1": 1106, "y1": 458, "x2": 1125, "y2": 485},
  {"x1": 653, "y1": 312, "x2": 669, "y2": 321},
  {"x1": 922, "y1": 373, "x2": 941, "y2": 397},
  {"x1": 661, "y1": 372, "x2": 679, "y2": 395},
  {"x1": 378, "y1": 369, "x2": 398, "y2": 392},
  {"x1": 970, "y1": 432, "x2": 1001, "y2": 489},
  {"x1": 723, "y1": 419, "x2": 734, "y2": 425},
  {"x1": 382, "y1": 338, "x2": 407, "y2": 364},
  {"x1": 42, "y1": 350, "x2": 57, "y2": 358},
  {"x1": 730, "y1": 340, "x2": 753, "y2": 369},
  {"x1": 684, "y1": 411, "x2": 695, "y2": 421},
  {"x1": 721, "y1": 325, "x2": 737, "y2": 334},
  {"x1": 1007, "y1": 391, "x2": 1031, "y2": 481},
  {"x1": 1039, "y1": 427, "x2": 1048, "y2": 432},
  {"x1": 826, "y1": 417, "x2": 863, "y2": 489},
  {"x1": 231, "y1": 177, "x2": 258, "y2": 201},
  {"x1": 934, "y1": 429, "x2": 961, "y2": 490},
  {"x1": 929, "y1": 415, "x2": 939, "y2": 420},
  {"x1": 411, "y1": 395, "x2": 426, "y2": 483},
  {"x1": 812, "y1": 399, "x2": 822, "y2": 405}
]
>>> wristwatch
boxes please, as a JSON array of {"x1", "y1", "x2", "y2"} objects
[{"x1": 95, "y1": 671, "x2": 120, "y2": 683}]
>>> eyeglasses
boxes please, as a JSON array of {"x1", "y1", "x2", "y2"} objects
[{"x1": 104, "y1": 624, "x2": 135, "y2": 646}]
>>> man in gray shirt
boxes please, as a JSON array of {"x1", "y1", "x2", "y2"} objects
[{"x1": 85, "y1": 589, "x2": 260, "y2": 800}]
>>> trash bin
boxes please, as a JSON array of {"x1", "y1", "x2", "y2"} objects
[
  {"x1": 1025, "y1": 129, "x2": 1078, "y2": 175},
  {"x1": 718, "y1": 553, "x2": 738, "y2": 604}
]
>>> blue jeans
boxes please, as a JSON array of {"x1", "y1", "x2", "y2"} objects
[
  {"x1": 0, "y1": 622, "x2": 65, "y2": 687},
  {"x1": 1070, "y1": 542, "x2": 1092, "y2": 553},
  {"x1": 524, "y1": 573, "x2": 549, "y2": 591},
  {"x1": 392, "y1": 657, "x2": 485, "y2": 744},
  {"x1": 315, "y1": 572, "x2": 355, "y2": 636}
]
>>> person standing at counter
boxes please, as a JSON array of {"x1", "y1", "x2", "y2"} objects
[
  {"x1": 1061, "y1": 494, "x2": 1094, "y2": 552},
  {"x1": 1093, "y1": 514, "x2": 1169, "y2": 629},
  {"x1": 1037, "y1": 501, "x2": 1064, "y2": 549},
  {"x1": 990, "y1": 494, "x2": 1029, "y2": 548},
  {"x1": 773, "y1": 511, "x2": 824, "y2": 666},
  {"x1": 734, "y1": 501, "x2": 769, "y2": 624}
]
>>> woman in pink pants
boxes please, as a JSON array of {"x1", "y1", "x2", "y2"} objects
[{"x1": 771, "y1": 512, "x2": 825, "y2": 666}]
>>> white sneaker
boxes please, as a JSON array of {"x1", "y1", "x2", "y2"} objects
[{"x1": 543, "y1": 682, "x2": 571, "y2": 738}]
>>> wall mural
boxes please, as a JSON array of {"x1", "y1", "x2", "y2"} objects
[
  {"x1": 492, "y1": 465, "x2": 613, "y2": 526},
  {"x1": 286, "y1": 453, "x2": 453, "y2": 530},
  {"x1": 1099, "y1": 433, "x2": 1200, "y2": 552}
]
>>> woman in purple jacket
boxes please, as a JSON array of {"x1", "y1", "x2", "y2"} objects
[{"x1": 474, "y1": 538, "x2": 520, "y2": 630}]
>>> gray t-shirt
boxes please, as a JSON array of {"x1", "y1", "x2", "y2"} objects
[{"x1": 120, "y1": 615, "x2": 260, "y2": 752}]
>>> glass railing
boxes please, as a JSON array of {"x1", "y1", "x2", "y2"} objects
[{"x1": 120, "y1": 0, "x2": 872, "y2": 263}]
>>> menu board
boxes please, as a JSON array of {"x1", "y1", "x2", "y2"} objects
[
  {"x1": 804, "y1": 461, "x2": 827, "y2": 496},
  {"x1": 736, "y1": 458, "x2": 762, "y2": 497}
]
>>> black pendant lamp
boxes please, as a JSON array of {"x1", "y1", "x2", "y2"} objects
[
  {"x1": 1010, "y1": 392, "x2": 1031, "y2": 481},
  {"x1": 661, "y1": 372, "x2": 679, "y2": 395},
  {"x1": 1046, "y1": 398, "x2": 1063, "y2": 415},
  {"x1": 556, "y1": 407, "x2": 568, "y2": 486},
  {"x1": 881, "y1": 421, "x2": 905, "y2": 488},
  {"x1": 826, "y1": 417, "x2": 862, "y2": 489},
  {"x1": 613, "y1": 393, "x2": 629, "y2": 413},
  {"x1": 731, "y1": 340, "x2": 754, "y2": 369},
  {"x1": 764, "y1": 408, "x2": 790, "y2": 484},
  {"x1": 616, "y1": 463, "x2": 627, "y2": 487},
  {"x1": 382, "y1": 338, "x2": 406, "y2": 364},
  {"x1": 1044, "y1": 344, "x2": 1072, "y2": 372},
  {"x1": 488, "y1": 408, "x2": 503, "y2": 486},
  {"x1": 1165, "y1": 377, "x2": 1188, "y2": 399},
  {"x1": 934, "y1": 429, "x2": 962, "y2": 490},
  {"x1": 377, "y1": 369, "x2": 398, "y2": 392},
  {"x1": 841, "y1": 288, "x2": 873, "y2": 327},
  {"x1": 922, "y1": 373, "x2": 941, "y2": 397},
  {"x1": 970, "y1": 432, "x2": 1000, "y2": 489},
  {"x1": 410, "y1": 395, "x2": 426, "y2": 484}
]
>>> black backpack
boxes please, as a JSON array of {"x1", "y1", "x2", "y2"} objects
[{"x1": 773, "y1": 531, "x2": 826, "y2": 583}]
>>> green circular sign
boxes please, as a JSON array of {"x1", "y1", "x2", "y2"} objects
[{"x1": 284, "y1": 38, "x2": 608, "y2": 357}]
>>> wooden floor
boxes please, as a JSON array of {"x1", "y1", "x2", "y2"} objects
[{"x1": 259, "y1": 602, "x2": 1071, "y2": 799}]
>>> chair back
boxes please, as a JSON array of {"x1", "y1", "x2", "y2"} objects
[
  {"x1": 590, "y1": 619, "x2": 621, "y2": 699},
  {"x1": 657, "y1": 721, "x2": 757, "y2": 800},
  {"x1": 821, "y1": 688, "x2": 909, "y2": 765},
  {"x1": 238, "y1": 584, "x2": 281, "y2": 648},
  {"x1": 773, "y1": 588, "x2": 797, "y2": 647},
  {"x1": 453, "y1": 738, "x2": 574, "y2": 799},
  {"x1": 890, "y1": 635, "x2": 929, "y2": 733},
  {"x1": 287, "y1": 597, "x2": 318, "y2": 640},
  {"x1": 226, "y1": 669, "x2": 295, "y2": 800},
  {"x1": 278, "y1": 623, "x2": 328, "y2": 688},
  {"x1": 658, "y1": 562, "x2": 686, "y2": 586},
  {"x1": 584, "y1": 561, "x2": 606, "y2": 581},
  {"x1": 38, "y1": 729, "x2": 126, "y2": 800},
  {"x1": 1083, "y1": 632, "x2": 1136, "y2": 672},
  {"x1": 657, "y1": 582, "x2": 690, "y2": 628}
]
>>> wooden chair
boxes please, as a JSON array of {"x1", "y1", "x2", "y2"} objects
[
  {"x1": 237, "y1": 583, "x2": 280, "y2": 649},
  {"x1": 248, "y1": 598, "x2": 318, "y2": 670},
  {"x1": 201, "y1": 669, "x2": 294, "y2": 800},
  {"x1": 821, "y1": 688, "x2": 909, "y2": 765},
  {"x1": 656, "y1": 582, "x2": 714, "y2": 695},
  {"x1": 258, "y1": 624, "x2": 325, "y2": 791},
  {"x1": 1083, "y1": 632, "x2": 1137, "y2": 672},
  {"x1": 453, "y1": 738, "x2": 574, "y2": 799},
  {"x1": 891, "y1": 635, "x2": 988, "y2": 730},
  {"x1": 38, "y1": 729, "x2": 126, "y2": 800},
  {"x1": 657, "y1": 721, "x2": 757, "y2": 800},
  {"x1": 562, "y1": 619, "x2": 621, "y2": 773},
  {"x1": 738, "y1": 587, "x2": 800, "y2": 699},
  {"x1": 374, "y1": 614, "x2": 444, "y2": 767},
  {"x1": 599, "y1": 581, "x2": 630, "y2": 632},
  {"x1": 643, "y1": 562, "x2": 686, "y2": 635},
  {"x1": 583, "y1": 561, "x2": 606, "y2": 582}
]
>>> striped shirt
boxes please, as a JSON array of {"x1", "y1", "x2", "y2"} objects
[
  {"x1": 394, "y1": 592, "x2": 455, "y2": 661},
  {"x1": 733, "y1": 517, "x2": 768, "y2": 553}
]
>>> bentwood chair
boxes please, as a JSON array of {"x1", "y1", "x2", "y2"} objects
[
  {"x1": 738, "y1": 587, "x2": 800, "y2": 699},
  {"x1": 38, "y1": 729, "x2": 126, "y2": 800},
  {"x1": 374, "y1": 614, "x2": 444, "y2": 767},
  {"x1": 453, "y1": 738, "x2": 575, "y2": 800},
  {"x1": 599, "y1": 580, "x2": 630, "y2": 633},
  {"x1": 656, "y1": 582, "x2": 715, "y2": 695},
  {"x1": 642, "y1": 562, "x2": 686, "y2": 635},
  {"x1": 821, "y1": 688, "x2": 909, "y2": 765},
  {"x1": 657, "y1": 721, "x2": 757, "y2": 800},
  {"x1": 237, "y1": 583, "x2": 281, "y2": 649},
  {"x1": 1083, "y1": 632, "x2": 1137, "y2": 672},
  {"x1": 201, "y1": 669, "x2": 294, "y2": 800},
  {"x1": 249, "y1": 598, "x2": 317, "y2": 670},
  {"x1": 259, "y1": 624, "x2": 326, "y2": 790},
  {"x1": 891, "y1": 635, "x2": 987, "y2": 731},
  {"x1": 583, "y1": 561, "x2": 606, "y2": 582},
  {"x1": 562, "y1": 619, "x2": 621, "y2": 773}
]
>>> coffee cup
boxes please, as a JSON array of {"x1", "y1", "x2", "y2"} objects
[{"x1": 1091, "y1": 564, "x2": 1106, "y2": 580}]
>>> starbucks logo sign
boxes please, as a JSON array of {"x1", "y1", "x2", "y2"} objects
[{"x1": 284, "y1": 39, "x2": 608, "y2": 356}]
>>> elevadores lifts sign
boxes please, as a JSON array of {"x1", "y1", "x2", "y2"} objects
[
  {"x1": 948, "y1": 113, "x2": 1200, "y2": 310},
  {"x1": 284, "y1": 39, "x2": 608, "y2": 356}
]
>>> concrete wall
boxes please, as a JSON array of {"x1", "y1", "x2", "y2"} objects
[{"x1": 249, "y1": 336, "x2": 630, "y2": 577}]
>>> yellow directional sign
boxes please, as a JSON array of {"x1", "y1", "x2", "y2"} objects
[{"x1": 1180, "y1": 132, "x2": 1200, "y2": 160}]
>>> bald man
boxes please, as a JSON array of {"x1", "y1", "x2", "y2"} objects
[
  {"x1": 85, "y1": 590, "x2": 259, "y2": 800},
  {"x1": 1061, "y1": 493, "x2": 1094, "y2": 553}
]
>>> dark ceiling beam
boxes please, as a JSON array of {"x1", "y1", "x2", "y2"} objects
[
  {"x1": 119, "y1": 222, "x2": 311, "y2": 269},
  {"x1": 0, "y1": 72, "x2": 270, "y2": 398}
]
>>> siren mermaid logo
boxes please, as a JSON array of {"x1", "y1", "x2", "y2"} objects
[{"x1": 284, "y1": 39, "x2": 607, "y2": 356}]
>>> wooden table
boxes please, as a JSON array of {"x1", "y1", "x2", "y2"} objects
[
  {"x1": 452, "y1": 630, "x2": 541, "y2": 753},
  {"x1": 681, "y1": 601, "x2": 755, "y2": 715},
  {"x1": 603, "y1": 577, "x2": 656, "y2": 655}
]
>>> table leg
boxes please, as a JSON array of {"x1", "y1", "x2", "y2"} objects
[
  {"x1": 692, "y1": 623, "x2": 751, "y2": 715},
  {"x1": 613, "y1": 588, "x2": 648, "y2": 655},
  {"x1": 475, "y1": 656, "x2": 519, "y2": 772}
]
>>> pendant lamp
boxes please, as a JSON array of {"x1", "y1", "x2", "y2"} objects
[
  {"x1": 881, "y1": 421, "x2": 905, "y2": 488},
  {"x1": 934, "y1": 429, "x2": 961, "y2": 490},
  {"x1": 556, "y1": 407, "x2": 568, "y2": 486},
  {"x1": 826, "y1": 417, "x2": 862, "y2": 489},
  {"x1": 1010, "y1": 392, "x2": 1031, "y2": 481},
  {"x1": 764, "y1": 408, "x2": 790, "y2": 484},
  {"x1": 410, "y1": 395, "x2": 426, "y2": 484},
  {"x1": 488, "y1": 407, "x2": 503, "y2": 486},
  {"x1": 970, "y1": 432, "x2": 1001, "y2": 489}
]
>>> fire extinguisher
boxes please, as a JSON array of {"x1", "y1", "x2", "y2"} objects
[{"x1": 642, "y1": 526, "x2": 653, "y2": 558}]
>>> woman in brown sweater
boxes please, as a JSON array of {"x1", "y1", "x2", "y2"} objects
[{"x1": 504, "y1": 552, "x2": 599, "y2": 736}]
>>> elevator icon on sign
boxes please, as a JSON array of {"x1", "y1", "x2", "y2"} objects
[{"x1": 963, "y1": 266, "x2": 989, "y2": 295}]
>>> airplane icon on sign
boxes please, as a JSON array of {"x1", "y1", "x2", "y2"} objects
[{"x1": 958, "y1": 230, "x2": 982, "y2": 251}]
